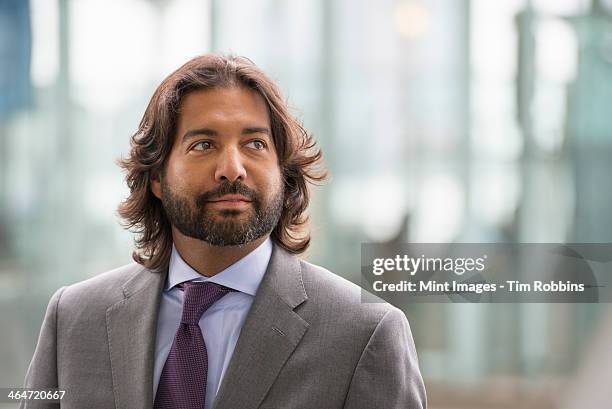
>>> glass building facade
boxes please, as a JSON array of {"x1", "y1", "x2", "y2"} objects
[{"x1": 1, "y1": 1, "x2": 612, "y2": 407}]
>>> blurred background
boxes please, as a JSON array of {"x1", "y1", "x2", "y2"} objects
[{"x1": 2, "y1": 0, "x2": 612, "y2": 407}]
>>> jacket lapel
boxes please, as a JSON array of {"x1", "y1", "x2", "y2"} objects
[
  {"x1": 106, "y1": 265, "x2": 167, "y2": 409},
  {"x1": 212, "y1": 246, "x2": 309, "y2": 409}
]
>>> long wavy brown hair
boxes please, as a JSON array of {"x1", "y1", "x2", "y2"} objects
[{"x1": 117, "y1": 54, "x2": 327, "y2": 272}]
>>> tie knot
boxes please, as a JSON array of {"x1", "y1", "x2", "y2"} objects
[{"x1": 180, "y1": 282, "x2": 232, "y2": 325}]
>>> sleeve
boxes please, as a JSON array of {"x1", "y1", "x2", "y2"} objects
[
  {"x1": 343, "y1": 308, "x2": 427, "y2": 409},
  {"x1": 20, "y1": 287, "x2": 66, "y2": 409}
]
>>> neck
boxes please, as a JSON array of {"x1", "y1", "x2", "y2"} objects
[{"x1": 171, "y1": 227, "x2": 269, "y2": 276}]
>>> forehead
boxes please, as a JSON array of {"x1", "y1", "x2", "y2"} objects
[{"x1": 177, "y1": 86, "x2": 270, "y2": 128}]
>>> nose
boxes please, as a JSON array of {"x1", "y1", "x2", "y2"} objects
[{"x1": 214, "y1": 146, "x2": 247, "y2": 183}]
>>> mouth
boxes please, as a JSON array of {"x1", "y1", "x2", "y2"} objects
[{"x1": 207, "y1": 195, "x2": 252, "y2": 209}]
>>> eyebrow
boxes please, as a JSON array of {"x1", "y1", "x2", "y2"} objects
[{"x1": 182, "y1": 126, "x2": 271, "y2": 142}]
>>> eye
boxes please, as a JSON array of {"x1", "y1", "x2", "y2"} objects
[
  {"x1": 246, "y1": 140, "x2": 266, "y2": 150},
  {"x1": 193, "y1": 141, "x2": 213, "y2": 151}
]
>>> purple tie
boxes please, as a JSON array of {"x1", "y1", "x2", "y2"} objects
[{"x1": 154, "y1": 282, "x2": 232, "y2": 409}]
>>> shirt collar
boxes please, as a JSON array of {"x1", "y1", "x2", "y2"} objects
[{"x1": 165, "y1": 237, "x2": 273, "y2": 297}]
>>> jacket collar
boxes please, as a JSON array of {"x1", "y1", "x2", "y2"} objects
[{"x1": 106, "y1": 243, "x2": 309, "y2": 409}]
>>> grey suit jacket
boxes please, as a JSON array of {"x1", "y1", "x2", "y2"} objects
[{"x1": 22, "y1": 245, "x2": 426, "y2": 408}]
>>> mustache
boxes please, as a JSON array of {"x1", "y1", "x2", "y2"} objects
[{"x1": 195, "y1": 181, "x2": 259, "y2": 207}]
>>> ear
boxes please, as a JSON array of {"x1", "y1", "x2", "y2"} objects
[{"x1": 150, "y1": 169, "x2": 162, "y2": 199}]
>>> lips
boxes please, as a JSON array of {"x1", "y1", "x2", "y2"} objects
[
  {"x1": 207, "y1": 195, "x2": 253, "y2": 210},
  {"x1": 208, "y1": 194, "x2": 252, "y2": 203}
]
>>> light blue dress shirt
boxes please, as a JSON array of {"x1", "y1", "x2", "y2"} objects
[{"x1": 153, "y1": 238, "x2": 272, "y2": 409}]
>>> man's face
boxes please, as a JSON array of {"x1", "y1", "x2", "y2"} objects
[{"x1": 151, "y1": 86, "x2": 284, "y2": 246}]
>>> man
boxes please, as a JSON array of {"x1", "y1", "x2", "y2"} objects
[{"x1": 22, "y1": 54, "x2": 426, "y2": 409}]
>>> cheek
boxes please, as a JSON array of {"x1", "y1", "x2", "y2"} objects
[
  {"x1": 253, "y1": 168, "x2": 283, "y2": 198},
  {"x1": 269, "y1": 170, "x2": 285, "y2": 200},
  {"x1": 264, "y1": 164, "x2": 283, "y2": 188},
  {"x1": 165, "y1": 160, "x2": 214, "y2": 193},
  {"x1": 275, "y1": 170, "x2": 285, "y2": 193}
]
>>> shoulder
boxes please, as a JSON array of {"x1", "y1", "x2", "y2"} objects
[
  {"x1": 297, "y1": 258, "x2": 404, "y2": 328},
  {"x1": 54, "y1": 262, "x2": 150, "y2": 313}
]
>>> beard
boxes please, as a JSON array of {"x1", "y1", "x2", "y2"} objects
[{"x1": 160, "y1": 179, "x2": 284, "y2": 247}]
